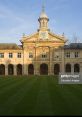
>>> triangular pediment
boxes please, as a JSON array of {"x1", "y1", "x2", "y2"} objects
[
  {"x1": 20, "y1": 31, "x2": 67, "y2": 43},
  {"x1": 21, "y1": 32, "x2": 39, "y2": 43},
  {"x1": 48, "y1": 32, "x2": 67, "y2": 42}
]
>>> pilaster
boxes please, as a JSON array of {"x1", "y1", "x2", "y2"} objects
[{"x1": 5, "y1": 64, "x2": 8, "y2": 75}]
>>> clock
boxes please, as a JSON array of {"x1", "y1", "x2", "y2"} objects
[
  {"x1": 39, "y1": 31, "x2": 48, "y2": 39},
  {"x1": 41, "y1": 32, "x2": 46, "y2": 39}
]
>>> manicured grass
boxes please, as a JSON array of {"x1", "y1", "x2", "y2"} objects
[{"x1": 0, "y1": 75, "x2": 82, "y2": 116}]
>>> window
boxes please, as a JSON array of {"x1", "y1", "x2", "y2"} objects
[
  {"x1": 65, "y1": 52, "x2": 70, "y2": 58},
  {"x1": 29, "y1": 53, "x2": 33, "y2": 58},
  {"x1": 9, "y1": 53, "x2": 13, "y2": 58},
  {"x1": 55, "y1": 52, "x2": 59, "y2": 58},
  {"x1": 0, "y1": 53, "x2": 4, "y2": 58},
  {"x1": 17, "y1": 53, "x2": 21, "y2": 58},
  {"x1": 42, "y1": 54, "x2": 47, "y2": 58},
  {"x1": 75, "y1": 52, "x2": 79, "y2": 58}
]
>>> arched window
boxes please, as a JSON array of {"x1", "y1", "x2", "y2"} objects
[
  {"x1": 28, "y1": 64, "x2": 34, "y2": 75},
  {"x1": 65, "y1": 64, "x2": 71, "y2": 73},
  {"x1": 40, "y1": 63, "x2": 48, "y2": 75},
  {"x1": 54, "y1": 64, "x2": 60, "y2": 75},
  {"x1": 8, "y1": 64, "x2": 14, "y2": 75},
  {"x1": 0, "y1": 64, "x2": 5, "y2": 75},
  {"x1": 17, "y1": 64, "x2": 22, "y2": 75},
  {"x1": 74, "y1": 64, "x2": 80, "y2": 73}
]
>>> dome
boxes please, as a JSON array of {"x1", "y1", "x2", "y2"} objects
[
  {"x1": 39, "y1": 12, "x2": 48, "y2": 19},
  {"x1": 39, "y1": 5, "x2": 48, "y2": 19}
]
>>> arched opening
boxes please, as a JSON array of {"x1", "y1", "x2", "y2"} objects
[
  {"x1": 40, "y1": 63, "x2": 48, "y2": 75},
  {"x1": 54, "y1": 64, "x2": 60, "y2": 75},
  {"x1": 0, "y1": 64, "x2": 5, "y2": 75},
  {"x1": 65, "y1": 64, "x2": 71, "y2": 73},
  {"x1": 28, "y1": 64, "x2": 34, "y2": 75},
  {"x1": 8, "y1": 64, "x2": 14, "y2": 75},
  {"x1": 17, "y1": 64, "x2": 22, "y2": 75},
  {"x1": 74, "y1": 64, "x2": 80, "y2": 73}
]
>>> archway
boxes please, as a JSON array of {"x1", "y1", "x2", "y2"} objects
[
  {"x1": 0, "y1": 64, "x2": 5, "y2": 75},
  {"x1": 74, "y1": 64, "x2": 80, "y2": 73},
  {"x1": 54, "y1": 64, "x2": 60, "y2": 75},
  {"x1": 17, "y1": 64, "x2": 22, "y2": 75},
  {"x1": 28, "y1": 64, "x2": 34, "y2": 75},
  {"x1": 65, "y1": 64, "x2": 71, "y2": 73},
  {"x1": 8, "y1": 64, "x2": 14, "y2": 75},
  {"x1": 40, "y1": 63, "x2": 48, "y2": 75}
]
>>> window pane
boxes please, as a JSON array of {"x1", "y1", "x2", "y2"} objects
[
  {"x1": 9, "y1": 53, "x2": 13, "y2": 58},
  {"x1": 29, "y1": 53, "x2": 33, "y2": 58},
  {"x1": 17, "y1": 53, "x2": 21, "y2": 58},
  {"x1": 0, "y1": 53, "x2": 4, "y2": 58}
]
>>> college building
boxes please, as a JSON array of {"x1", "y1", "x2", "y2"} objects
[{"x1": 0, "y1": 7, "x2": 82, "y2": 76}]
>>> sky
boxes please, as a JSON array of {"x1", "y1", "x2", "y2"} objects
[{"x1": 0, "y1": 0, "x2": 82, "y2": 44}]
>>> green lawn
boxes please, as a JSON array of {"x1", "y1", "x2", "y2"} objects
[{"x1": 0, "y1": 75, "x2": 82, "y2": 116}]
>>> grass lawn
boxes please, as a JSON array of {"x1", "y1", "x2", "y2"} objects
[{"x1": 0, "y1": 75, "x2": 82, "y2": 116}]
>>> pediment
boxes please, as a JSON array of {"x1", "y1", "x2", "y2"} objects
[
  {"x1": 48, "y1": 32, "x2": 67, "y2": 42},
  {"x1": 20, "y1": 31, "x2": 67, "y2": 43},
  {"x1": 21, "y1": 32, "x2": 39, "y2": 43}
]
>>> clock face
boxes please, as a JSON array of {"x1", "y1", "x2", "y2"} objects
[
  {"x1": 40, "y1": 32, "x2": 48, "y2": 39},
  {"x1": 39, "y1": 31, "x2": 48, "y2": 39},
  {"x1": 41, "y1": 32, "x2": 46, "y2": 39}
]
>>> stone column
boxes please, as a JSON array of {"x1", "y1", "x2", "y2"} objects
[
  {"x1": 34, "y1": 63, "x2": 36, "y2": 75},
  {"x1": 80, "y1": 64, "x2": 82, "y2": 77},
  {"x1": 23, "y1": 64, "x2": 27, "y2": 75},
  {"x1": 49, "y1": 47, "x2": 54, "y2": 75},
  {"x1": 61, "y1": 49, "x2": 65, "y2": 74},
  {"x1": 26, "y1": 64, "x2": 28, "y2": 75},
  {"x1": 35, "y1": 63, "x2": 39, "y2": 75},
  {"x1": 14, "y1": 65, "x2": 17, "y2": 76},
  {"x1": 71, "y1": 63, "x2": 74, "y2": 75},
  {"x1": 59, "y1": 63, "x2": 62, "y2": 73},
  {"x1": 5, "y1": 64, "x2": 8, "y2": 75},
  {"x1": 34, "y1": 47, "x2": 40, "y2": 75}
]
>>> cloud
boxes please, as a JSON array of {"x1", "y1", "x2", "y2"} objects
[
  {"x1": 0, "y1": 3, "x2": 38, "y2": 44},
  {"x1": 0, "y1": 4, "x2": 24, "y2": 22}
]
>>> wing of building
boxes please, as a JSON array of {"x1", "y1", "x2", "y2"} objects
[{"x1": 0, "y1": 7, "x2": 82, "y2": 75}]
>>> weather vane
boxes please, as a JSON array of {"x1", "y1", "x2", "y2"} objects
[{"x1": 42, "y1": 0, "x2": 45, "y2": 12}]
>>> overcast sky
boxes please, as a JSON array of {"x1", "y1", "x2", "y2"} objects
[{"x1": 0, "y1": 0, "x2": 82, "y2": 44}]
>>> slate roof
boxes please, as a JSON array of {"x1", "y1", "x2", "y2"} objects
[
  {"x1": 0, "y1": 43, "x2": 22, "y2": 50},
  {"x1": 64, "y1": 43, "x2": 82, "y2": 49}
]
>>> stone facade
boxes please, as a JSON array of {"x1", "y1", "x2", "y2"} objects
[{"x1": 0, "y1": 7, "x2": 82, "y2": 76}]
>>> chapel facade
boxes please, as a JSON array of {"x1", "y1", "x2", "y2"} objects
[{"x1": 0, "y1": 7, "x2": 82, "y2": 76}]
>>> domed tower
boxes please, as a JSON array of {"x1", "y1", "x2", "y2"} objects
[{"x1": 38, "y1": 5, "x2": 49, "y2": 31}]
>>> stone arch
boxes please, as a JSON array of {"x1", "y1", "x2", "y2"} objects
[
  {"x1": 54, "y1": 64, "x2": 60, "y2": 75},
  {"x1": 28, "y1": 64, "x2": 34, "y2": 75},
  {"x1": 65, "y1": 63, "x2": 71, "y2": 73},
  {"x1": 8, "y1": 64, "x2": 14, "y2": 75},
  {"x1": 40, "y1": 63, "x2": 48, "y2": 75},
  {"x1": 17, "y1": 64, "x2": 22, "y2": 75},
  {"x1": 0, "y1": 64, "x2": 5, "y2": 75},
  {"x1": 74, "y1": 64, "x2": 80, "y2": 73}
]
